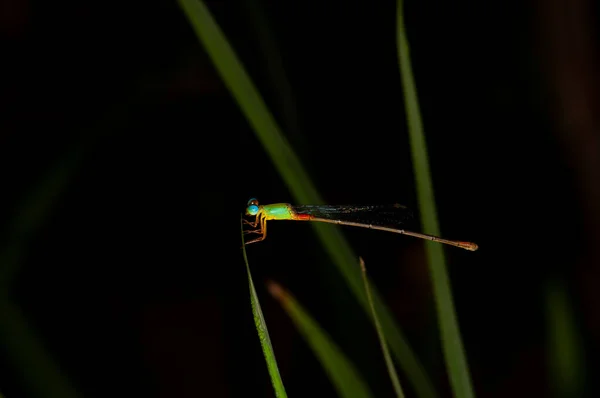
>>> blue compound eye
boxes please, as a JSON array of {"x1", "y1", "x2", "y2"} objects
[
  {"x1": 247, "y1": 197, "x2": 259, "y2": 206},
  {"x1": 247, "y1": 204, "x2": 259, "y2": 215}
]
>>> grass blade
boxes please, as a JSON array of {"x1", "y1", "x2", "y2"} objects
[
  {"x1": 0, "y1": 299, "x2": 80, "y2": 398},
  {"x1": 178, "y1": 2, "x2": 437, "y2": 397},
  {"x1": 0, "y1": 139, "x2": 90, "y2": 398},
  {"x1": 395, "y1": 1, "x2": 474, "y2": 397},
  {"x1": 359, "y1": 257, "x2": 405, "y2": 398},
  {"x1": 545, "y1": 279, "x2": 586, "y2": 397},
  {"x1": 267, "y1": 281, "x2": 374, "y2": 398},
  {"x1": 241, "y1": 219, "x2": 288, "y2": 398}
]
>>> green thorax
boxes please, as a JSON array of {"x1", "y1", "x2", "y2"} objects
[{"x1": 261, "y1": 203, "x2": 295, "y2": 220}]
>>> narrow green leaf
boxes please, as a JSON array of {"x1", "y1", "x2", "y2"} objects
[
  {"x1": 545, "y1": 279, "x2": 586, "y2": 397},
  {"x1": 0, "y1": 151, "x2": 83, "y2": 289},
  {"x1": 178, "y1": 2, "x2": 437, "y2": 397},
  {"x1": 360, "y1": 258, "x2": 405, "y2": 398},
  {"x1": 0, "y1": 299, "x2": 80, "y2": 398},
  {"x1": 241, "y1": 0, "x2": 304, "y2": 145},
  {"x1": 268, "y1": 281, "x2": 374, "y2": 398},
  {"x1": 0, "y1": 135, "x2": 90, "y2": 398},
  {"x1": 241, "y1": 219, "x2": 288, "y2": 398},
  {"x1": 395, "y1": 1, "x2": 474, "y2": 397}
]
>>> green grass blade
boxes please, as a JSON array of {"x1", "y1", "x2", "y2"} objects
[
  {"x1": 359, "y1": 258, "x2": 405, "y2": 398},
  {"x1": 178, "y1": 2, "x2": 437, "y2": 397},
  {"x1": 0, "y1": 141, "x2": 89, "y2": 398},
  {"x1": 177, "y1": 0, "x2": 318, "y2": 203},
  {"x1": 241, "y1": 0, "x2": 304, "y2": 144},
  {"x1": 241, "y1": 219, "x2": 288, "y2": 398},
  {"x1": 0, "y1": 299, "x2": 80, "y2": 398},
  {"x1": 545, "y1": 279, "x2": 586, "y2": 397},
  {"x1": 395, "y1": 1, "x2": 474, "y2": 397},
  {"x1": 0, "y1": 152, "x2": 83, "y2": 289},
  {"x1": 267, "y1": 281, "x2": 374, "y2": 398}
]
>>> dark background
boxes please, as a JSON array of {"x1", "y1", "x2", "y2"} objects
[{"x1": 1, "y1": 0, "x2": 599, "y2": 397}]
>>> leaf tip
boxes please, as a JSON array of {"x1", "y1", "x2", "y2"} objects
[
  {"x1": 359, "y1": 256, "x2": 366, "y2": 273},
  {"x1": 267, "y1": 280, "x2": 286, "y2": 302}
]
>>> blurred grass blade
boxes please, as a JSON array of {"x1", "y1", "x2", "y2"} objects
[
  {"x1": 0, "y1": 151, "x2": 84, "y2": 288},
  {"x1": 0, "y1": 140, "x2": 89, "y2": 398},
  {"x1": 360, "y1": 258, "x2": 405, "y2": 398},
  {"x1": 241, "y1": 0, "x2": 305, "y2": 148},
  {"x1": 178, "y1": 2, "x2": 437, "y2": 397},
  {"x1": 268, "y1": 281, "x2": 374, "y2": 398},
  {"x1": 241, "y1": 219, "x2": 288, "y2": 398},
  {"x1": 545, "y1": 278, "x2": 585, "y2": 397},
  {"x1": 396, "y1": 1, "x2": 474, "y2": 397},
  {"x1": 177, "y1": 0, "x2": 318, "y2": 202},
  {"x1": 0, "y1": 299, "x2": 80, "y2": 398}
]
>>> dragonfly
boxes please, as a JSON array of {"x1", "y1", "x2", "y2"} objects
[{"x1": 242, "y1": 198, "x2": 478, "y2": 251}]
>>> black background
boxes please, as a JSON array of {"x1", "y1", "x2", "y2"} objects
[{"x1": 1, "y1": 0, "x2": 599, "y2": 397}]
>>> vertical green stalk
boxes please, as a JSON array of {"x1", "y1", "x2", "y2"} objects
[
  {"x1": 396, "y1": 1, "x2": 474, "y2": 397},
  {"x1": 545, "y1": 278, "x2": 585, "y2": 397},
  {"x1": 360, "y1": 258, "x2": 405, "y2": 398},
  {"x1": 241, "y1": 220, "x2": 288, "y2": 397}
]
